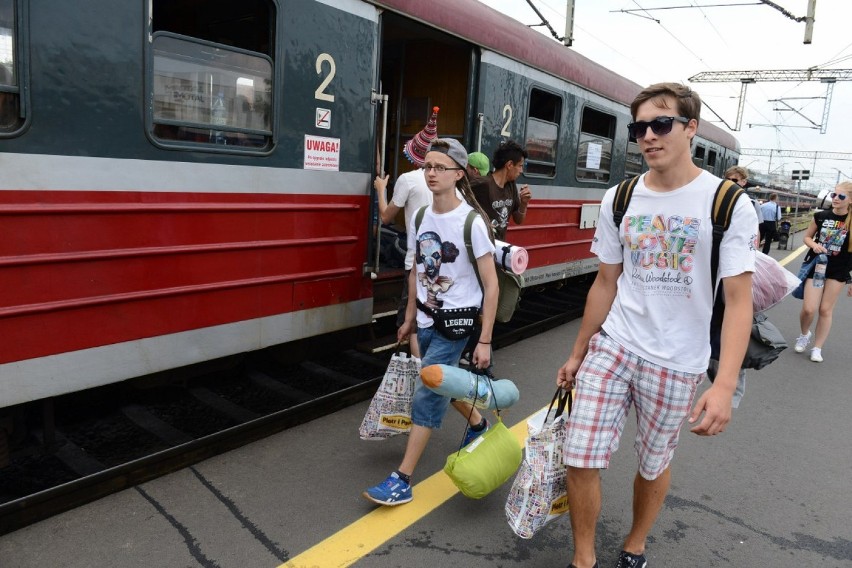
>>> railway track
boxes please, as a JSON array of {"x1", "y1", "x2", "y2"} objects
[{"x1": 0, "y1": 279, "x2": 591, "y2": 535}]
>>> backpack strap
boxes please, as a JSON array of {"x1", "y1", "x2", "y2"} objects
[
  {"x1": 414, "y1": 205, "x2": 427, "y2": 232},
  {"x1": 463, "y1": 209, "x2": 484, "y2": 295},
  {"x1": 612, "y1": 175, "x2": 640, "y2": 229},
  {"x1": 710, "y1": 180, "x2": 745, "y2": 291}
]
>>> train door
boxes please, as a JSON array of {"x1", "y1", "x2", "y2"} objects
[{"x1": 373, "y1": 11, "x2": 475, "y2": 276}]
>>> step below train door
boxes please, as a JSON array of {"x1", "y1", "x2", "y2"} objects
[{"x1": 371, "y1": 10, "x2": 476, "y2": 316}]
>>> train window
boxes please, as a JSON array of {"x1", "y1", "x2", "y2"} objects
[
  {"x1": 152, "y1": 0, "x2": 272, "y2": 56},
  {"x1": 524, "y1": 88, "x2": 561, "y2": 177},
  {"x1": 577, "y1": 107, "x2": 615, "y2": 183},
  {"x1": 0, "y1": 0, "x2": 23, "y2": 133},
  {"x1": 706, "y1": 149, "x2": 718, "y2": 173},
  {"x1": 625, "y1": 141, "x2": 643, "y2": 179},
  {"x1": 693, "y1": 144, "x2": 706, "y2": 168},
  {"x1": 149, "y1": 0, "x2": 274, "y2": 150}
]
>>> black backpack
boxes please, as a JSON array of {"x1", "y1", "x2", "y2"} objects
[{"x1": 612, "y1": 176, "x2": 785, "y2": 371}]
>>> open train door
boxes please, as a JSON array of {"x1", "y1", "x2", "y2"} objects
[{"x1": 370, "y1": 9, "x2": 478, "y2": 310}]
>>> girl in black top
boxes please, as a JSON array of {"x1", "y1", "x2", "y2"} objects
[{"x1": 795, "y1": 181, "x2": 852, "y2": 362}]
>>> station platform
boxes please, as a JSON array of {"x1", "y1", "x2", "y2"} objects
[{"x1": 1, "y1": 245, "x2": 850, "y2": 568}]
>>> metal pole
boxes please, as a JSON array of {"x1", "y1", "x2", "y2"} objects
[
  {"x1": 792, "y1": 179, "x2": 802, "y2": 248},
  {"x1": 563, "y1": 0, "x2": 575, "y2": 46}
]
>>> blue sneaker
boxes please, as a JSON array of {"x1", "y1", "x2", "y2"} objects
[
  {"x1": 462, "y1": 418, "x2": 488, "y2": 447},
  {"x1": 363, "y1": 472, "x2": 412, "y2": 506}
]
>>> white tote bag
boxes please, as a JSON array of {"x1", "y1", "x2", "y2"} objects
[
  {"x1": 359, "y1": 348, "x2": 420, "y2": 440},
  {"x1": 505, "y1": 389, "x2": 571, "y2": 538}
]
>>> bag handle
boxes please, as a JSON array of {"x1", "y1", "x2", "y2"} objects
[
  {"x1": 395, "y1": 342, "x2": 413, "y2": 358},
  {"x1": 547, "y1": 387, "x2": 572, "y2": 420},
  {"x1": 455, "y1": 368, "x2": 501, "y2": 452}
]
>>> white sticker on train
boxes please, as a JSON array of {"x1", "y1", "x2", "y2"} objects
[{"x1": 304, "y1": 134, "x2": 340, "y2": 171}]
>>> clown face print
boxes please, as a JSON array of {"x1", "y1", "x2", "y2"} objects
[{"x1": 416, "y1": 230, "x2": 460, "y2": 309}]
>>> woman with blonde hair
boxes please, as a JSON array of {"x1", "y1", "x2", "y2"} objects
[{"x1": 794, "y1": 181, "x2": 852, "y2": 362}]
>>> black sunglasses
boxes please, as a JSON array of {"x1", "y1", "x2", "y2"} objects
[
  {"x1": 627, "y1": 116, "x2": 690, "y2": 139},
  {"x1": 829, "y1": 192, "x2": 848, "y2": 201}
]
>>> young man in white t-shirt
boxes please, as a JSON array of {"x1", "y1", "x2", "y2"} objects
[
  {"x1": 364, "y1": 139, "x2": 499, "y2": 507},
  {"x1": 557, "y1": 83, "x2": 757, "y2": 568}
]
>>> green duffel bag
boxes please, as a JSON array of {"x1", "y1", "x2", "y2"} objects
[{"x1": 444, "y1": 418, "x2": 522, "y2": 499}]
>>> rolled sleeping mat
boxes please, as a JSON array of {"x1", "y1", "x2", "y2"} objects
[
  {"x1": 420, "y1": 364, "x2": 520, "y2": 410},
  {"x1": 494, "y1": 240, "x2": 529, "y2": 275}
]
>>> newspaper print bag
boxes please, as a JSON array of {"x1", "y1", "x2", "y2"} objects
[
  {"x1": 359, "y1": 349, "x2": 420, "y2": 440},
  {"x1": 505, "y1": 389, "x2": 572, "y2": 538}
]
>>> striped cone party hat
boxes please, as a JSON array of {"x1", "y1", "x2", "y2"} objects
[{"x1": 403, "y1": 106, "x2": 439, "y2": 167}]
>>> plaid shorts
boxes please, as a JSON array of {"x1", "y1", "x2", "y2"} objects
[{"x1": 564, "y1": 331, "x2": 705, "y2": 479}]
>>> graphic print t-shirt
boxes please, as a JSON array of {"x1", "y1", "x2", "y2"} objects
[
  {"x1": 592, "y1": 171, "x2": 758, "y2": 373},
  {"x1": 471, "y1": 175, "x2": 520, "y2": 240},
  {"x1": 805, "y1": 209, "x2": 851, "y2": 272},
  {"x1": 407, "y1": 202, "x2": 495, "y2": 329}
]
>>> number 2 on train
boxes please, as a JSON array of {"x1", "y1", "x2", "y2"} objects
[
  {"x1": 315, "y1": 53, "x2": 336, "y2": 102},
  {"x1": 501, "y1": 104, "x2": 513, "y2": 137}
]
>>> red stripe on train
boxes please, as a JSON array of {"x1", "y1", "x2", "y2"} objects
[{"x1": 0, "y1": 190, "x2": 372, "y2": 364}]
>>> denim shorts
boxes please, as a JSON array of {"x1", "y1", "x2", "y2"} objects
[{"x1": 410, "y1": 325, "x2": 469, "y2": 429}]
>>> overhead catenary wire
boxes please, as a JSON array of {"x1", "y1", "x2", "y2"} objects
[{"x1": 484, "y1": 0, "x2": 836, "y2": 160}]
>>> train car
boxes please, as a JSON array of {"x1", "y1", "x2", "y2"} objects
[
  {"x1": 0, "y1": 0, "x2": 740, "y2": 413},
  {"x1": 372, "y1": 0, "x2": 739, "y2": 286},
  {"x1": 747, "y1": 186, "x2": 818, "y2": 213}
]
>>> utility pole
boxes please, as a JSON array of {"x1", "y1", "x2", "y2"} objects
[
  {"x1": 804, "y1": 0, "x2": 817, "y2": 44},
  {"x1": 564, "y1": 0, "x2": 575, "y2": 47},
  {"x1": 791, "y1": 169, "x2": 811, "y2": 248}
]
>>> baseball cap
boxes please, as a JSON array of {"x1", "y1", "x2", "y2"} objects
[
  {"x1": 427, "y1": 138, "x2": 468, "y2": 169},
  {"x1": 467, "y1": 152, "x2": 490, "y2": 176}
]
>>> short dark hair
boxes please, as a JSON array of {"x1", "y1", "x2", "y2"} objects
[
  {"x1": 630, "y1": 82, "x2": 701, "y2": 123},
  {"x1": 492, "y1": 140, "x2": 528, "y2": 170}
]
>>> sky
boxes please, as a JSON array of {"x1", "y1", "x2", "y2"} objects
[{"x1": 486, "y1": 0, "x2": 852, "y2": 193}]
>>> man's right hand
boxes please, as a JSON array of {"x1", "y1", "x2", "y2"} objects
[
  {"x1": 557, "y1": 356, "x2": 582, "y2": 390},
  {"x1": 397, "y1": 319, "x2": 413, "y2": 344},
  {"x1": 373, "y1": 174, "x2": 388, "y2": 192}
]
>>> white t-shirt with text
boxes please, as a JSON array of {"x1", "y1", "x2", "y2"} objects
[{"x1": 592, "y1": 171, "x2": 758, "y2": 373}]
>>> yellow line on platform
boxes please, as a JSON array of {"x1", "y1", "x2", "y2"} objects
[
  {"x1": 778, "y1": 245, "x2": 807, "y2": 267},
  {"x1": 279, "y1": 416, "x2": 532, "y2": 568}
]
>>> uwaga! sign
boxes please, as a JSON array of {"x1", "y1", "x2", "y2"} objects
[{"x1": 304, "y1": 134, "x2": 340, "y2": 171}]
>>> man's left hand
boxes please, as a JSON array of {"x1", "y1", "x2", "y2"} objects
[
  {"x1": 519, "y1": 184, "x2": 532, "y2": 207},
  {"x1": 688, "y1": 384, "x2": 733, "y2": 436}
]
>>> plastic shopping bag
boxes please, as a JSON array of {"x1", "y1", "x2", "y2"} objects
[
  {"x1": 359, "y1": 348, "x2": 419, "y2": 440},
  {"x1": 752, "y1": 251, "x2": 801, "y2": 312},
  {"x1": 505, "y1": 389, "x2": 572, "y2": 538}
]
